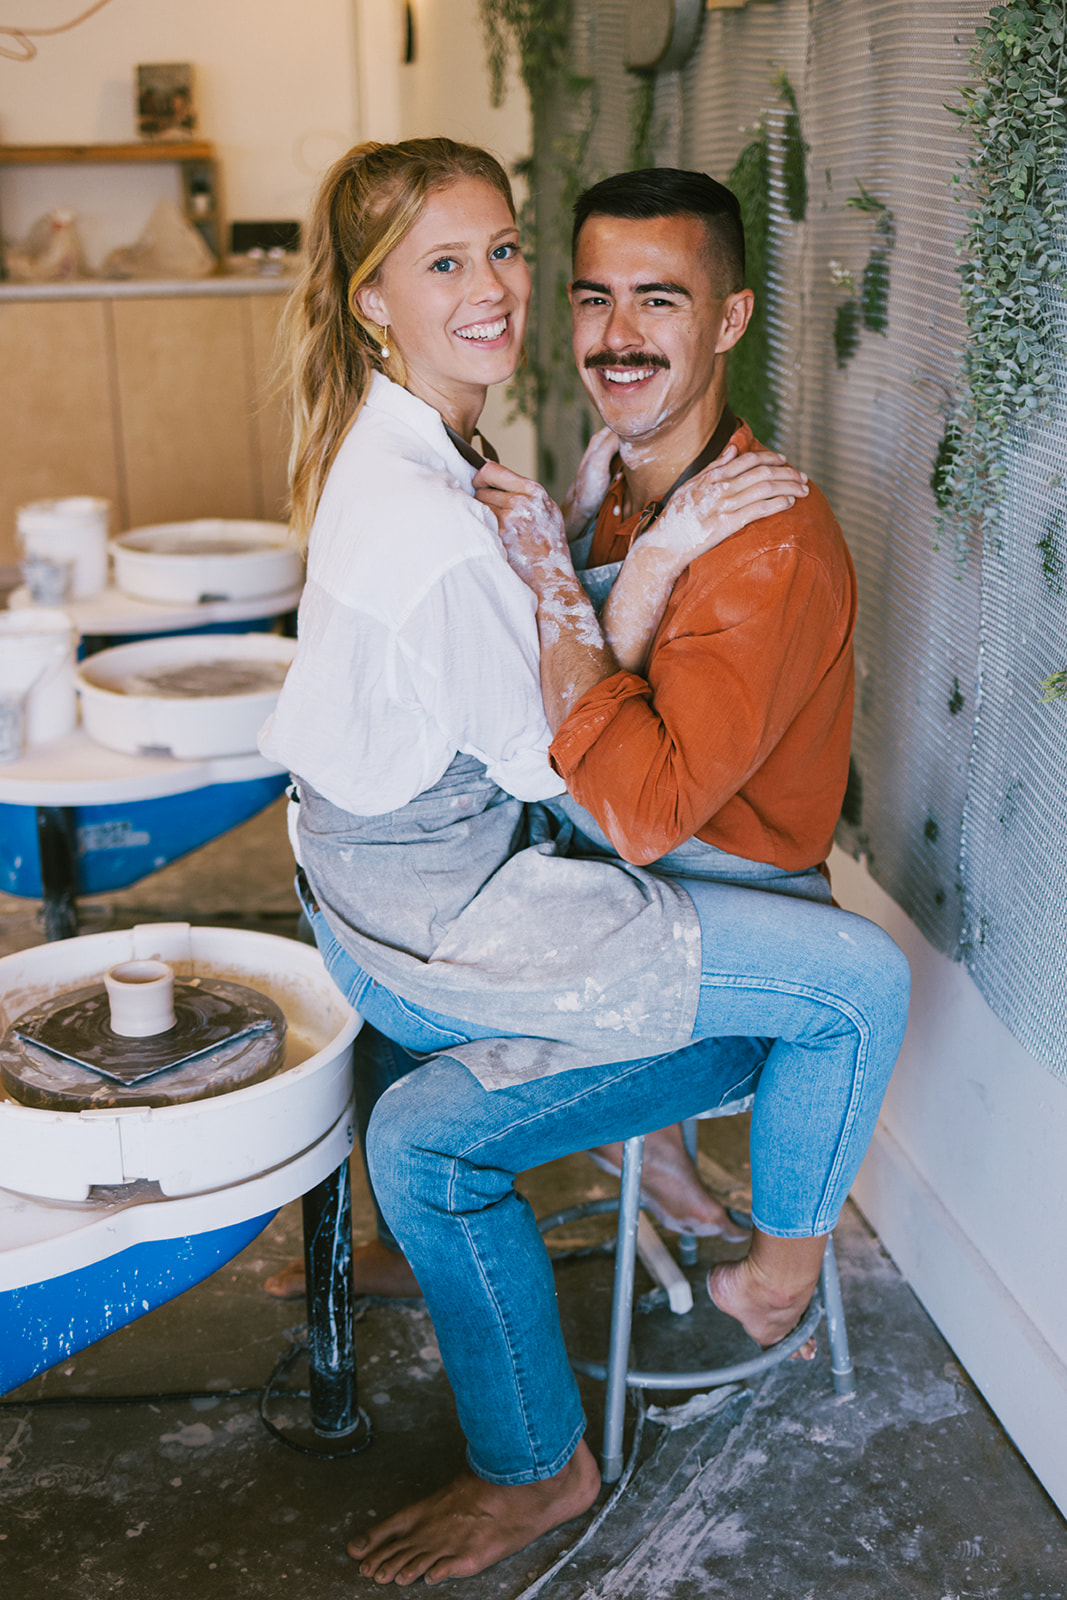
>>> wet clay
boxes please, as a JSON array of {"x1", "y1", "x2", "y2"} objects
[
  {"x1": 2, "y1": 977, "x2": 287, "y2": 1110},
  {"x1": 118, "y1": 660, "x2": 290, "y2": 699},
  {"x1": 119, "y1": 534, "x2": 274, "y2": 557}
]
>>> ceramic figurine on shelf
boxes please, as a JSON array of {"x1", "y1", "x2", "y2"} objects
[{"x1": 4, "y1": 209, "x2": 85, "y2": 283}]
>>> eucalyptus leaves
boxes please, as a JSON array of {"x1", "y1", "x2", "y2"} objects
[{"x1": 939, "y1": 3, "x2": 1067, "y2": 578}]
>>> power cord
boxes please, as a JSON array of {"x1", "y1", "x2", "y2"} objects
[{"x1": 0, "y1": 1329, "x2": 372, "y2": 1459}]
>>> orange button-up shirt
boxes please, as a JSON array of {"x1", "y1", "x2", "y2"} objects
[{"x1": 548, "y1": 419, "x2": 857, "y2": 870}]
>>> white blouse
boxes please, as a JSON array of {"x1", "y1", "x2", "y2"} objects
[{"x1": 259, "y1": 374, "x2": 565, "y2": 814}]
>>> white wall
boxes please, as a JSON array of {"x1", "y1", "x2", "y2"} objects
[
  {"x1": 831, "y1": 845, "x2": 1067, "y2": 1516},
  {"x1": 0, "y1": 0, "x2": 358, "y2": 262}
]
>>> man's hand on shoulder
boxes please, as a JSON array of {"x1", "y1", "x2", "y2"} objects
[
  {"x1": 560, "y1": 426, "x2": 620, "y2": 539},
  {"x1": 633, "y1": 447, "x2": 808, "y2": 577}
]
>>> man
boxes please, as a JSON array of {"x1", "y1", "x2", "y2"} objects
[{"x1": 346, "y1": 169, "x2": 907, "y2": 1585}]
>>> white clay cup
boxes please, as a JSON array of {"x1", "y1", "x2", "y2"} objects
[{"x1": 104, "y1": 960, "x2": 176, "y2": 1037}]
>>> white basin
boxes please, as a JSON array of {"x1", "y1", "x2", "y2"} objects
[
  {"x1": 111, "y1": 519, "x2": 302, "y2": 603},
  {"x1": 0, "y1": 923, "x2": 359, "y2": 1205},
  {"x1": 77, "y1": 632, "x2": 296, "y2": 759}
]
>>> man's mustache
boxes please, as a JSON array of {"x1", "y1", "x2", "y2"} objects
[{"x1": 583, "y1": 351, "x2": 670, "y2": 372}]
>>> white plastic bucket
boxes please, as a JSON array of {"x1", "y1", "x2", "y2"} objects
[
  {"x1": 17, "y1": 497, "x2": 110, "y2": 600},
  {"x1": 0, "y1": 608, "x2": 79, "y2": 752}
]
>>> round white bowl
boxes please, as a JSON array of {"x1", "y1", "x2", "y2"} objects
[
  {"x1": 111, "y1": 519, "x2": 302, "y2": 604},
  {"x1": 77, "y1": 632, "x2": 296, "y2": 760}
]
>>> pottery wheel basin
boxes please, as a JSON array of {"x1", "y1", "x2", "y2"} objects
[
  {"x1": 0, "y1": 924, "x2": 359, "y2": 1202},
  {"x1": 111, "y1": 519, "x2": 302, "y2": 603},
  {"x1": 76, "y1": 632, "x2": 296, "y2": 759}
]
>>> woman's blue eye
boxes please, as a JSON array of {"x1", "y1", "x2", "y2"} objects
[
  {"x1": 490, "y1": 242, "x2": 520, "y2": 261},
  {"x1": 431, "y1": 257, "x2": 458, "y2": 273}
]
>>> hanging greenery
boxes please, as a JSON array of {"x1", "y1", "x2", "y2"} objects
[
  {"x1": 832, "y1": 183, "x2": 896, "y2": 366},
  {"x1": 939, "y1": 2, "x2": 1067, "y2": 579},
  {"x1": 629, "y1": 75, "x2": 657, "y2": 168},
  {"x1": 479, "y1": 0, "x2": 571, "y2": 107},
  {"x1": 477, "y1": 0, "x2": 595, "y2": 434},
  {"x1": 776, "y1": 73, "x2": 808, "y2": 224},
  {"x1": 727, "y1": 124, "x2": 776, "y2": 445},
  {"x1": 850, "y1": 184, "x2": 895, "y2": 334},
  {"x1": 930, "y1": 420, "x2": 962, "y2": 510}
]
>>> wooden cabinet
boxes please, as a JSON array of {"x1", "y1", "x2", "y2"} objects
[{"x1": 0, "y1": 288, "x2": 290, "y2": 565}]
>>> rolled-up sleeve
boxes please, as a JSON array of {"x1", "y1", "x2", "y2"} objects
[{"x1": 549, "y1": 542, "x2": 846, "y2": 864}]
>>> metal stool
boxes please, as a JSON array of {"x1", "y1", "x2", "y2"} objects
[{"x1": 541, "y1": 1105, "x2": 857, "y2": 1483}]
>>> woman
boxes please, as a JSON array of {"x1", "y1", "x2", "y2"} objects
[{"x1": 260, "y1": 138, "x2": 909, "y2": 1584}]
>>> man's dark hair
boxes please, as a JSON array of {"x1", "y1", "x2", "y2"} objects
[{"x1": 571, "y1": 167, "x2": 745, "y2": 294}]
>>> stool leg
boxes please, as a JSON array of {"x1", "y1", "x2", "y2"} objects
[
  {"x1": 302, "y1": 1157, "x2": 360, "y2": 1435},
  {"x1": 820, "y1": 1234, "x2": 857, "y2": 1398},
  {"x1": 36, "y1": 805, "x2": 78, "y2": 942},
  {"x1": 602, "y1": 1135, "x2": 644, "y2": 1483},
  {"x1": 677, "y1": 1117, "x2": 699, "y2": 1267}
]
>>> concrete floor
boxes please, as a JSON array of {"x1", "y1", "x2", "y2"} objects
[{"x1": 2, "y1": 799, "x2": 1065, "y2": 1598}]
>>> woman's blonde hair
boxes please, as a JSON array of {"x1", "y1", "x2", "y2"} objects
[{"x1": 283, "y1": 137, "x2": 516, "y2": 546}]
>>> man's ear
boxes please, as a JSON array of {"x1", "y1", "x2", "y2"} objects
[{"x1": 714, "y1": 288, "x2": 755, "y2": 354}]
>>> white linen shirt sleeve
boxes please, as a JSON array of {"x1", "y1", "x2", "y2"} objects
[
  {"x1": 394, "y1": 548, "x2": 566, "y2": 803},
  {"x1": 259, "y1": 380, "x2": 566, "y2": 815},
  {"x1": 260, "y1": 549, "x2": 565, "y2": 815}
]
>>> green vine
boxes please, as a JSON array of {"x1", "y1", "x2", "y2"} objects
[
  {"x1": 727, "y1": 123, "x2": 776, "y2": 445},
  {"x1": 479, "y1": 0, "x2": 571, "y2": 107},
  {"x1": 629, "y1": 75, "x2": 656, "y2": 168},
  {"x1": 477, "y1": 0, "x2": 595, "y2": 438},
  {"x1": 832, "y1": 183, "x2": 896, "y2": 367},
  {"x1": 776, "y1": 72, "x2": 808, "y2": 223},
  {"x1": 939, "y1": 2, "x2": 1067, "y2": 570},
  {"x1": 930, "y1": 420, "x2": 961, "y2": 510}
]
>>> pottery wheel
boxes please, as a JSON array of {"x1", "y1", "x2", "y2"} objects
[{"x1": 0, "y1": 978, "x2": 287, "y2": 1111}]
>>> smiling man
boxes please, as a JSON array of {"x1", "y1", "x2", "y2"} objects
[{"x1": 481, "y1": 168, "x2": 856, "y2": 878}]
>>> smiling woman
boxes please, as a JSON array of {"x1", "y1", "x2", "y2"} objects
[{"x1": 353, "y1": 180, "x2": 529, "y2": 436}]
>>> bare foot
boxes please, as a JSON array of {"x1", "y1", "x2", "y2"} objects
[
  {"x1": 264, "y1": 1239, "x2": 421, "y2": 1301},
  {"x1": 707, "y1": 1228, "x2": 827, "y2": 1359},
  {"x1": 348, "y1": 1439, "x2": 600, "y2": 1585},
  {"x1": 590, "y1": 1123, "x2": 749, "y2": 1242}
]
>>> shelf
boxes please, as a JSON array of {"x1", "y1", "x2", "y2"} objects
[
  {"x1": 0, "y1": 142, "x2": 224, "y2": 270},
  {"x1": 0, "y1": 142, "x2": 217, "y2": 167}
]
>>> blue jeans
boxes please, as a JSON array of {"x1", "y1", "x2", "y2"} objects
[{"x1": 300, "y1": 871, "x2": 909, "y2": 1484}]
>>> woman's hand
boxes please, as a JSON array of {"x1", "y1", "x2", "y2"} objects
[
  {"x1": 473, "y1": 461, "x2": 574, "y2": 592},
  {"x1": 636, "y1": 448, "x2": 808, "y2": 577},
  {"x1": 474, "y1": 459, "x2": 617, "y2": 729},
  {"x1": 560, "y1": 426, "x2": 620, "y2": 540}
]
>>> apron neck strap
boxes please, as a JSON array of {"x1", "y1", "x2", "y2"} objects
[
  {"x1": 632, "y1": 405, "x2": 738, "y2": 537},
  {"x1": 443, "y1": 422, "x2": 500, "y2": 469}
]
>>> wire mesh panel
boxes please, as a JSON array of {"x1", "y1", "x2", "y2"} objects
[
  {"x1": 531, "y1": 1, "x2": 1067, "y2": 1079},
  {"x1": 780, "y1": 1, "x2": 985, "y2": 956},
  {"x1": 962, "y1": 274, "x2": 1067, "y2": 1079}
]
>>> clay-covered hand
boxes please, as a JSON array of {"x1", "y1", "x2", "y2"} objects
[
  {"x1": 474, "y1": 460, "x2": 574, "y2": 593},
  {"x1": 636, "y1": 448, "x2": 808, "y2": 575},
  {"x1": 560, "y1": 426, "x2": 620, "y2": 539}
]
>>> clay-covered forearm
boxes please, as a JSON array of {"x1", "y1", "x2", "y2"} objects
[
  {"x1": 550, "y1": 551, "x2": 840, "y2": 864},
  {"x1": 532, "y1": 571, "x2": 619, "y2": 730},
  {"x1": 599, "y1": 543, "x2": 682, "y2": 673}
]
